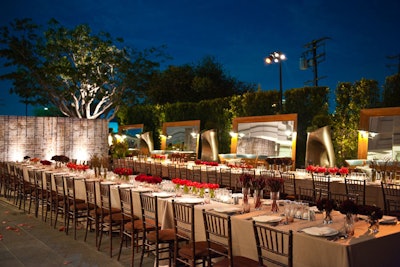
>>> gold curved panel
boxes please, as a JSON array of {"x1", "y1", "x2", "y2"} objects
[
  {"x1": 305, "y1": 126, "x2": 336, "y2": 167},
  {"x1": 200, "y1": 129, "x2": 219, "y2": 162}
]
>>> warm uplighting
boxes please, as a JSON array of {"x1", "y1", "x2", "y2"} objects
[
  {"x1": 358, "y1": 130, "x2": 368, "y2": 139},
  {"x1": 73, "y1": 147, "x2": 89, "y2": 162},
  {"x1": 160, "y1": 134, "x2": 172, "y2": 139},
  {"x1": 229, "y1": 131, "x2": 244, "y2": 138},
  {"x1": 114, "y1": 134, "x2": 127, "y2": 142}
]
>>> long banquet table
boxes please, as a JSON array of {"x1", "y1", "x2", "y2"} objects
[
  {"x1": 114, "y1": 158, "x2": 390, "y2": 209},
  {"x1": 11, "y1": 162, "x2": 400, "y2": 267}
]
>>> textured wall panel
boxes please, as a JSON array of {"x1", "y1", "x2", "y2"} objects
[{"x1": 0, "y1": 116, "x2": 108, "y2": 162}]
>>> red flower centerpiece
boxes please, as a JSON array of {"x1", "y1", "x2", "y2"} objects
[
  {"x1": 238, "y1": 173, "x2": 254, "y2": 212},
  {"x1": 358, "y1": 205, "x2": 383, "y2": 233},
  {"x1": 40, "y1": 160, "x2": 52, "y2": 166},
  {"x1": 266, "y1": 177, "x2": 284, "y2": 213},
  {"x1": 328, "y1": 167, "x2": 339, "y2": 175},
  {"x1": 135, "y1": 174, "x2": 162, "y2": 184},
  {"x1": 114, "y1": 167, "x2": 133, "y2": 180},
  {"x1": 317, "y1": 198, "x2": 337, "y2": 224},
  {"x1": 67, "y1": 162, "x2": 89, "y2": 172},
  {"x1": 339, "y1": 167, "x2": 349, "y2": 177},
  {"x1": 306, "y1": 165, "x2": 317, "y2": 173},
  {"x1": 253, "y1": 176, "x2": 267, "y2": 209},
  {"x1": 338, "y1": 199, "x2": 359, "y2": 236}
]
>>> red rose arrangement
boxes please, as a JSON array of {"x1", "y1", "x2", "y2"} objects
[
  {"x1": 238, "y1": 173, "x2": 254, "y2": 188},
  {"x1": 135, "y1": 174, "x2": 163, "y2": 184},
  {"x1": 67, "y1": 162, "x2": 89, "y2": 171},
  {"x1": 266, "y1": 177, "x2": 284, "y2": 192},
  {"x1": 40, "y1": 160, "x2": 52, "y2": 166},
  {"x1": 113, "y1": 167, "x2": 133, "y2": 176},
  {"x1": 339, "y1": 167, "x2": 349, "y2": 175}
]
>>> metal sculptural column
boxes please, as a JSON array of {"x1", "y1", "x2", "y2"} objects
[
  {"x1": 305, "y1": 126, "x2": 336, "y2": 167},
  {"x1": 139, "y1": 131, "x2": 154, "y2": 156},
  {"x1": 200, "y1": 129, "x2": 219, "y2": 162}
]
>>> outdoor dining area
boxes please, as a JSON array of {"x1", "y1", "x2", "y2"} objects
[
  {"x1": 1, "y1": 156, "x2": 400, "y2": 267},
  {"x1": 0, "y1": 107, "x2": 400, "y2": 266}
]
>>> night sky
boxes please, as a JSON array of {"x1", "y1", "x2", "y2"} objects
[{"x1": 1, "y1": 0, "x2": 399, "y2": 115}]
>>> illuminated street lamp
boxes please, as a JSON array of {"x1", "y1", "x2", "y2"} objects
[{"x1": 265, "y1": 51, "x2": 286, "y2": 113}]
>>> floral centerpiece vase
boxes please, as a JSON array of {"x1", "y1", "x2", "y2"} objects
[
  {"x1": 266, "y1": 176, "x2": 283, "y2": 213},
  {"x1": 344, "y1": 213, "x2": 355, "y2": 236},
  {"x1": 242, "y1": 187, "x2": 251, "y2": 213},
  {"x1": 253, "y1": 189, "x2": 263, "y2": 210},
  {"x1": 239, "y1": 173, "x2": 254, "y2": 214},
  {"x1": 358, "y1": 204, "x2": 383, "y2": 234},
  {"x1": 368, "y1": 217, "x2": 380, "y2": 233},
  {"x1": 270, "y1": 191, "x2": 279, "y2": 213},
  {"x1": 317, "y1": 198, "x2": 336, "y2": 224},
  {"x1": 252, "y1": 176, "x2": 267, "y2": 210}
]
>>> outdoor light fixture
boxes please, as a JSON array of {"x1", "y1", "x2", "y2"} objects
[
  {"x1": 358, "y1": 130, "x2": 368, "y2": 139},
  {"x1": 264, "y1": 51, "x2": 286, "y2": 113},
  {"x1": 369, "y1": 132, "x2": 378, "y2": 139},
  {"x1": 191, "y1": 131, "x2": 198, "y2": 138},
  {"x1": 160, "y1": 134, "x2": 172, "y2": 139},
  {"x1": 230, "y1": 131, "x2": 245, "y2": 138},
  {"x1": 265, "y1": 52, "x2": 286, "y2": 64}
]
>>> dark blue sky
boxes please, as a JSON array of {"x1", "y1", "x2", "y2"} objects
[{"x1": 1, "y1": 0, "x2": 399, "y2": 115}]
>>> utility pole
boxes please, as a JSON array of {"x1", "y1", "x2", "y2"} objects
[
  {"x1": 300, "y1": 37, "x2": 330, "y2": 86},
  {"x1": 386, "y1": 54, "x2": 400, "y2": 74}
]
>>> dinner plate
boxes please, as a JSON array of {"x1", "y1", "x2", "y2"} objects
[
  {"x1": 213, "y1": 207, "x2": 242, "y2": 214},
  {"x1": 379, "y1": 215, "x2": 398, "y2": 224},
  {"x1": 101, "y1": 181, "x2": 117, "y2": 185},
  {"x1": 302, "y1": 226, "x2": 339, "y2": 237},
  {"x1": 152, "y1": 192, "x2": 175, "y2": 198},
  {"x1": 174, "y1": 197, "x2": 204, "y2": 204},
  {"x1": 131, "y1": 187, "x2": 153, "y2": 192},
  {"x1": 117, "y1": 184, "x2": 135, "y2": 188},
  {"x1": 262, "y1": 199, "x2": 285, "y2": 206},
  {"x1": 253, "y1": 215, "x2": 282, "y2": 223}
]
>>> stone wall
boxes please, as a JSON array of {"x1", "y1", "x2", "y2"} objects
[{"x1": 0, "y1": 116, "x2": 109, "y2": 162}]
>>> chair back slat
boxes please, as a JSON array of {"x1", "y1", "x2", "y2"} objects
[
  {"x1": 219, "y1": 168, "x2": 232, "y2": 189},
  {"x1": 84, "y1": 180, "x2": 97, "y2": 206},
  {"x1": 191, "y1": 165, "x2": 202, "y2": 182},
  {"x1": 381, "y1": 182, "x2": 400, "y2": 217},
  {"x1": 202, "y1": 210, "x2": 231, "y2": 260},
  {"x1": 312, "y1": 173, "x2": 331, "y2": 199},
  {"x1": 253, "y1": 221, "x2": 293, "y2": 267},
  {"x1": 206, "y1": 166, "x2": 218, "y2": 184},
  {"x1": 281, "y1": 172, "x2": 296, "y2": 198},
  {"x1": 172, "y1": 200, "x2": 197, "y2": 266},
  {"x1": 119, "y1": 187, "x2": 133, "y2": 219},
  {"x1": 345, "y1": 178, "x2": 366, "y2": 205},
  {"x1": 172, "y1": 200, "x2": 195, "y2": 241},
  {"x1": 99, "y1": 183, "x2": 113, "y2": 216}
]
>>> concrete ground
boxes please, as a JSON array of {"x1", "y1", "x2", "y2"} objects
[{"x1": 0, "y1": 196, "x2": 155, "y2": 267}]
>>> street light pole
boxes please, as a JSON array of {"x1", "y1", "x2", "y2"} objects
[
  {"x1": 265, "y1": 51, "x2": 286, "y2": 113},
  {"x1": 279, "y1": 60, "x2": 283, "y2": 113}
]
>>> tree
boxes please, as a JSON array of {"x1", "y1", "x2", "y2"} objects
[
  {"x1": 284, "y1": 86, "x2": 330, "y2": 167},
  {"x1": 332, "y1": 78, "x2": 380, "y2": 165},
  {"x1": 383, "y1": 73, "x2": 400, "y2": 107},
  {"x1": 146, "y1": 56, "x2": 255, "y2": 104},
  {"x1": 0, "y1": 18, "x2": 165, "y2": 120}
]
